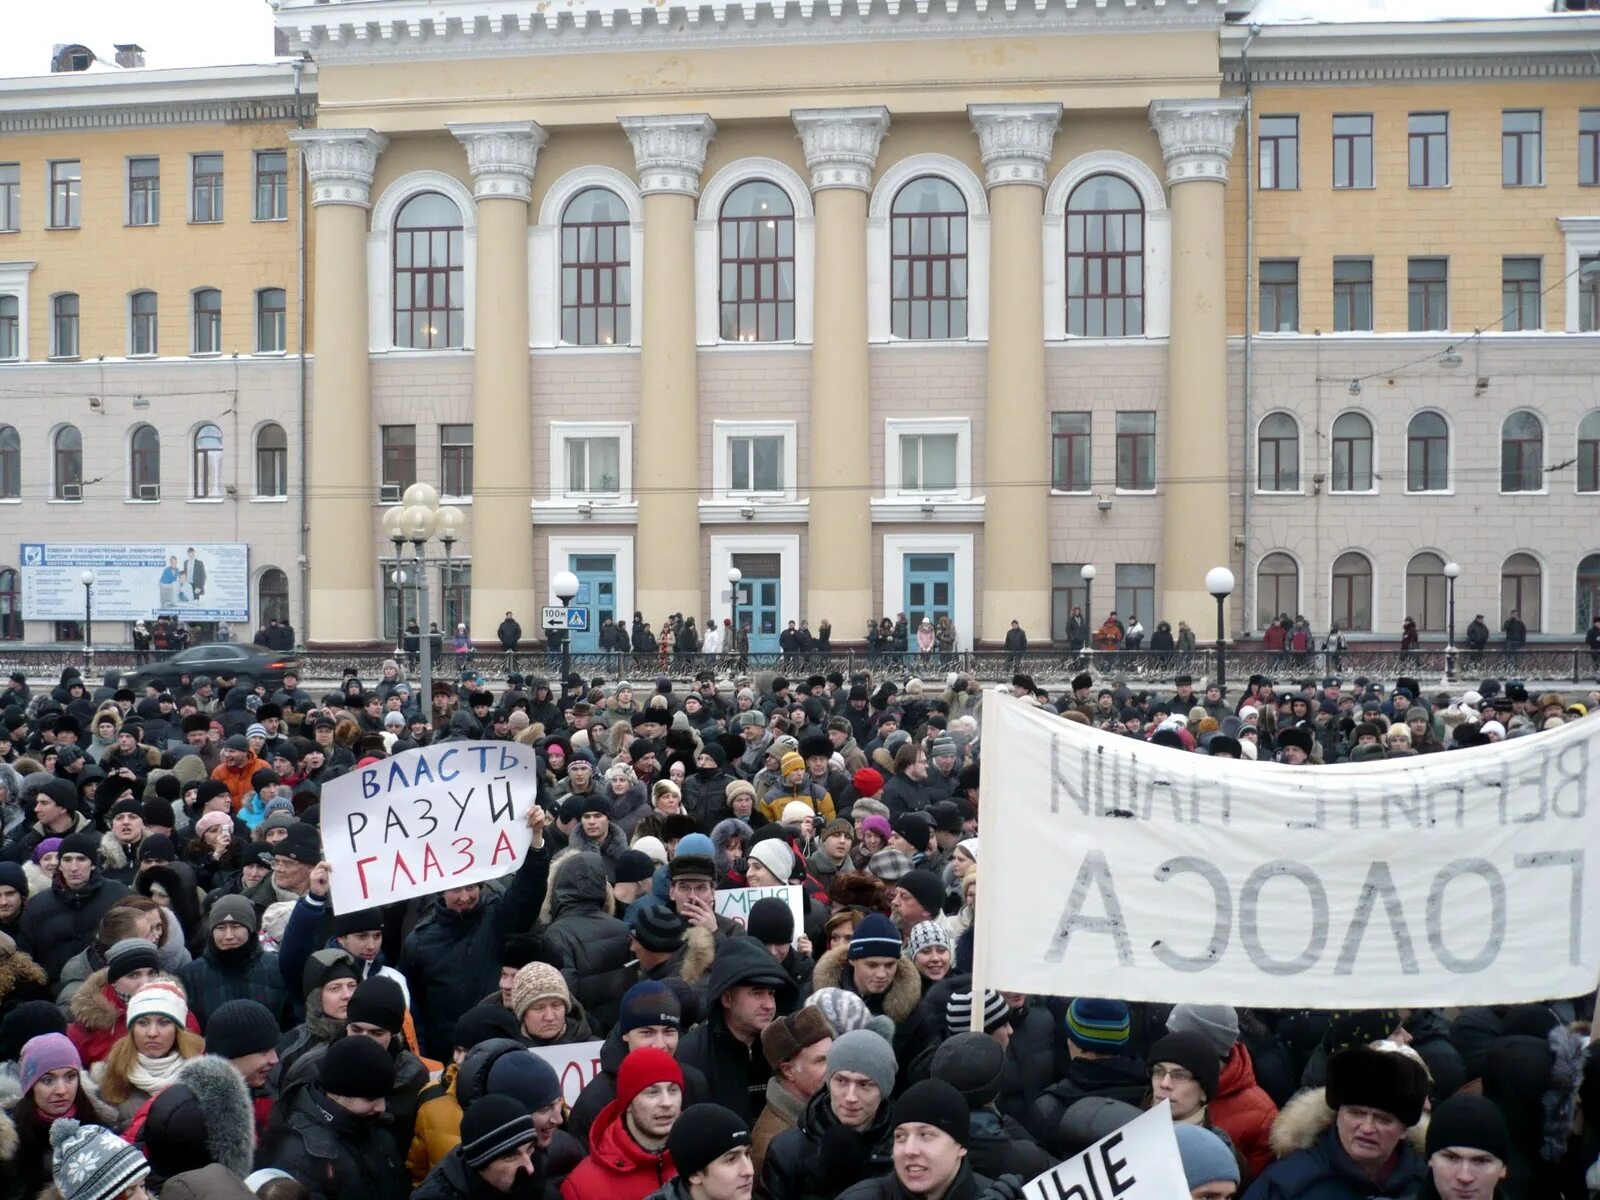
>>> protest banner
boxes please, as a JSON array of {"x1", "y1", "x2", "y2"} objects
[
  {"x1": 973, "y1": 689, "x2": 1600, "y2": 1008},
  {"x1": 321, "y1": 742, "x2": 542, "y2": 911},
  {"x1": 1019, "y1": 1101, "x2": 1188, "y2": 1200},
  {"x1": 529, "y1": 1041, "x2": 605, "y2": 1108},
  {"x1": 715, "y1": 884, "x2": 805, "y2": 945}
]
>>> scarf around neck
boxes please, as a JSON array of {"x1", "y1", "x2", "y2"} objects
[{"x1": 126, "y1": 1049, "x2": 187, "y2": 1096}]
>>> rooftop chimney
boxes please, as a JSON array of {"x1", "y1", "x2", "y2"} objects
[
  {"x1": 113, "y1": 43, "x2": 146, "y2": 69},
  {"x1": 50, "y1": 44, "x2": 96, "y2": 73}
]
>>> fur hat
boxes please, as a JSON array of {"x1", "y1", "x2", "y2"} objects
[{"x1": 1326, "y1": 1044, "x2": 1431, "y2": 1127}]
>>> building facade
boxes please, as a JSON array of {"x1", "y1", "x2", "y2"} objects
[{"x1": 2, "y1": 1, "x2": 1596, "y2": 651}]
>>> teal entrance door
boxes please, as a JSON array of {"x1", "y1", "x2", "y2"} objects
[
  {"x1": 735, "y1": 578, "x2": 781, "y2": 653},
  {"x1": 904, "y1": 554, "x2": 954, "y2": 632},
  {"x1": 568, "y1": 554, "x2": 616, "y2": 653}
]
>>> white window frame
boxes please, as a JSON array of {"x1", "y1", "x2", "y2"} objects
[
  {"x1": 703, "y1": 420, "x2": 804, "y2": 522},
  {"x1": 695, "y1": 159, "x2": 814, "y2": 348},
  {"x1": 708, "y1": 534, "x2": 800, "y2": 634},
  {"x1": 532, "y1": 166, "x2": 644, "y2": 350},
  {"x1": 0, "y1": 261, "x2": 35, "y2": 362},
  {"x1": 881, "y1": 531, "x2": 975, "y2": 651},
  {"x1": 190, "y1": 287, "x2": 222, "y2": 357},
  {"x1": 867, "y1": 154, "x2": 989, "y2": 344},
  {"x1": 128, "y1": 290, "x2": 159, "y2": 358},
  {"x1": 534, "y1": 421, "x2": 637, "y2": 525},
  {"x1": 1559, "y1": 217, "x2": 1600, "y2": 334},
  {"x1": 1045, "y1": 151, "x2": 1171, "y2": 342},
  {"x1": 872, "y1": 417, "x2": 983, "y2": 522},
  {"x1": 546, "y1": 534, "x2": 635, "y2": 624},
  {"x1": 125, "y1": 156, "x2": 161, "y2": 228},
  {"x1": 50, "y1": 291, "x2": 80, "y2": 360},
  {"x1": 189, "y1": 152, "x2": 224, "y2": 224},
  {"x1": 254, "y1": 287, "x2": 286, "y2": 355},
  {"x1": 368, "y1": 171, "x2": 478, "y2": 354},
  {"x1": 190, "y1": 421, "x2": 225, "y2": 502}
]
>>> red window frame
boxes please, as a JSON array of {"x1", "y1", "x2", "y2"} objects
[
  {"x1": 560, "y1": 188, "x2": 631, "y2": 346},
  {"x1": 394, "y1": 194, "x2": 464, "y2": 349},
  {"x1": 890, "y1": 177, "x2": 968, "y2": 340},
  {"x1": 1066, "y1": 176, "x2": 1144, "y2": 338},
  {"x1": 718, "y1": 181, "x2": 795, "y2": 343}
]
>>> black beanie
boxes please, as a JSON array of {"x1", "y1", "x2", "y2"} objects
[
  {"x1": 452, "y1": 1006, "x2": 520, "y2": 1051},
  {"x1": 500, "y1": 932, "x2": 543, "y2": 971},
  {"x1": 580, "y1": 794, "x2": 611, "y2": 818},
  {"x1": 745, "y1": 897, "x2": 794, "y2": 945},
  {"x1": 318, "y1": 1033, "x2": 395, "y2": 1099},
  {"x1": 332, "y1": 907, "x2": 385, "y2": 937},
  {"x1": 615, "y1": 850, "x2": 657, "y2": 885},
  {"x1": 302, "y1": 948, "x2": 360, "y2": 1001},
  {"x1": 667, "y1": 1104, "x2": 751, "y2": 1180},
  {"x1": 931, "y1": 1032, "x2": 1006, "y2": 1109},
  {"x1": 58, "y1": 830, "x2": 100, "y2": 863},
  {"x1": 460, "y1": 1094, "x2": 539, "y2": 1169},
  {"x1": 892, "y1": 1079, "x2": 971, "y2": 1147},
  {"x1": 896, "y1": 869, "x2": 945, "y2": 916},
  {"x1": 203, "y1": 999, "x2": 281, "y2": 1059},
  {"x1": 0, "y1": 999, "x2": 66, "y2": 1061},
  {"x1": 1147, "y1": 1031, "x2": 1221, "y2": 1101},
  {"x1": 345, "y1": 976, "x2": 406, "y2": 1033},
  {"x1": 1425, "y1": 1093, "x2": 1511, "y2": 1161}
]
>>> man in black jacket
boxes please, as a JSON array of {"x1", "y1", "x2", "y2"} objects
[
  {"x1": 540, "y1": 850, "x2": 633, "y2": 1035},
  {"x1": 675, "y1": 936, "x2": 797, "y2": 1123},
  {"x1": 1026, "y1": 997, "x2": 1147, "y2": 1159},
  {"x1": 401, "y1": 805, "x2": 551, "y2": 1059},
  {"x1": 16, "y1": 827, "x2": 128, "y2": 985},
  {"x1": 497, "y1": 612, "x2": 523, "y2": 672}
]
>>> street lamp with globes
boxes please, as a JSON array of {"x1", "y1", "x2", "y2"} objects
[
  {"x1": 552, "y1": 569, "x2": 579, "y2": 688},
  {"x1": 1443, "y1": 560, "x2": 1461, "y2": 682},
  {"x1": 1079, "y1": 564, "x2": 1096, "y2": 660},
  {"x1": 1206, "y1": 566, "x2": 1235, "y2": 689},
  {"x1": 383, "y1": 483, "x2": 465, "y2": 712},
  {"x1": 80, "y1": 570, "x2": 95, "y2": 671},
  {"x1": 727, "y1": 567, "x2": 742, "y2": 646}
]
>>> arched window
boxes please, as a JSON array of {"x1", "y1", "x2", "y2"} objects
[
  {"x1": 1330, "y1": 413, "x2": 1374, "y2": 492},
  {"x1": 1500, "y1": 552, "x2": 1541, "y2": 631},
  {"x1": 0, "y1": 296, "x2": 17, "y2": 360},
  {"x1": 1404, "y1": 552, "x2": 1447, "y2": 633},
  {"x1": 1066, "y1": 174, "x2": 1144, "y2": 338},
  {"x1": 0, "y1": 426, "x2": 18, "y2": 499},
  {"x1": 53, "y1": 425, "x2": 82, "y2": 499},
  {"x1": 560, "y1": 187, "x2": 630, "y2": 346},
  {"x1": 718, "y1": 180, "x2": 794, "y2": 343},
  {"x1": 394, "y1": 192, "x2": 464, "y2": 349},
  {"x1": 192, "y1": 288, "x2": 221, "y2": 354},
  {"x1": 890, "y1": 176, "x2": 967, "y2": 340},
  {"x1": 256, "y1": 423, "x2": 287, "y2": 498},
  {"x1": 1257, "y1": 413, "x2": 1299, "y2": 492},
  {"x1": 1500, "y1": 411, "x2": 1543, "y2": 493},
  {"x1": 258, "y1": 567, "x2": 290, "y2": 626},
  {"x1": 0, "y1": 568, "x2": 19, "y2": 640},
  {"x1": 1578, "y1": 553, "x2": 1600, "y2": 632},
  {"x1": 192, "y1": 424, "x2": 223, "y2": 499},
  {"x1": 1577, "y1": 411, "x2": 1600, "y2": 494},
  {"x1": 129, "y1": 424, "x2": 160, "y2": 500},
  {"x1": 52, "y1": 293, "x2": 79, "y2": 358},
  {"x1": 1256, "y1": 552, "x2": 1299, "y2": 630},
  {"x1": 1331, "y1": 551, "x2": 1373, "y2": 632},
  {"x1": 255, "y1": 288, "x2": 286, "y2": 354},
  {"x1": 130, "y1": 290, "x2": 158, "y2": 356},
  {"x1": 1406, "y1": 412, "x2": 1449, "y2": 492}
]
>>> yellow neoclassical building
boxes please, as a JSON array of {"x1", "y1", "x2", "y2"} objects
[{"x1": 1, "y1": 0, "x2": 1597, "y2": 650}]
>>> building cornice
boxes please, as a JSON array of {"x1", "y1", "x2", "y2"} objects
[
  {"x1": 0, "y1": 63, "x2": 316, "y2": 134},
  {"x1": 274, "y1": 0, "x2": 1226, "y2": 61}
]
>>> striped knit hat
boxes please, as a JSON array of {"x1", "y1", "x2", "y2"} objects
[
  {"x1": 1065, "y1": 997, "x2": 1130, "y2": 1051},
  {"x1": 945, "y1": 989, "x2": 1009, "y2": 1037},
  {"x1": 460, "y1": 1094, "x2": 539, "y2": 1168}
]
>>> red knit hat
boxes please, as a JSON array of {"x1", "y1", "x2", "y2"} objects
[
  {"x1": 617, "y1": 1046, "x2": 684, "y2": 1108},
  {"x1": 852, "y1": 767, "x2": 885, "y2": 797}
]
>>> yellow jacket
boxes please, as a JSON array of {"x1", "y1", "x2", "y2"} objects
[{"x1": 408, "y1": 1063, "x2": 463, "y2": 1185}]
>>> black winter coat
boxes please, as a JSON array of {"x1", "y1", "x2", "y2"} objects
[
  {"x1": 539, "y1": 852, "x2": 634, "y2": 1036},
  {"x1": 261, "y1": 1085, "x2": 410, "y2": 1200},
  {"x1": 675, "y1": 937, "x2": 797, "y2": 1123},
  {"x1": 836, "y1": 1162, "x2": 1010, "y2": 1200},
  {"x1": 401, "y1": 842, "x2": 551, "y2": 1059},
  {"x1": 180, "y1": 939, "x2": 291, "y2": 1028},
  {"x1": 965, "y1": 1108, "x2": 1054, "y2": 1182},
  {"x1": 1026, "y1": 1052, "x2": 1151, "y2": 1158},
  {"x1": 760, "y1": 1087, "x2": 895, "y2": 1200},
  {"x1": 15, "y1": 868, "x2": 129, "y2": 985},
  {"x1": 881, "y1": 773, "x2": 934, "y2": 821}
]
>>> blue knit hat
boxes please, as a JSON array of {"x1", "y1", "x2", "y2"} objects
[
  {"x1": 617, "y1": 980, "x2": 682, "y2": 1035},
  {"x1": 1174, "y1": 1124, "x2": 1240, "y2": 1189},
  {"x1": 485, "y1": 1048, "x2": 563, "y2": 1111},
  {"x1": 848, "y1": 912, "x2": 902, "y2": 961},
  {"x1": 1065, "y1": 997, "x2": 1130, "y2": 1051}
]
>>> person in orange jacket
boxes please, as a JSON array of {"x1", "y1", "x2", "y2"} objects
[{"x1": 210, "y1": 734, "x2": 265, "y2": 813}]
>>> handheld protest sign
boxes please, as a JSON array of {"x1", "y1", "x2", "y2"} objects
[
  {"x1": 1018, "y1": 1101, "x2": 1189, "y2": 1200},
  {"x1": 714, "y1": 884, "x2": 806, "y2": 946},
  {"x1": 322, "y1": 741, "x2": 541, "y2": 911}
]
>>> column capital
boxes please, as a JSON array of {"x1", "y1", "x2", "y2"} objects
[
  {"x1": 289, "y1": 128, "x2": 388, "y2": 208},
  {"x1": 448, "y1": 121, "x2": 548, "y2": 203},
  {"x1": 792, "y1": 106, "x2": 890, "y2": 192},
  {"x1": 620, "y1": 114, "x2": 717, "y2": 197},
  {"x1": 969, "y1": 103, "x2": 1061, "y2": 189},
  {"x1": 1149, "y1": 98, "x2": 1247, "y2": 185}
]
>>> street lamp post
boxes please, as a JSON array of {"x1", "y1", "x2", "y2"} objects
[
  {"x1": 727, "y1": 567, "x2": 742, "y2": 654},
  {"x1": 79, "y1": 570, "x2": 95, "y2": 673},
  {"x1": 1443, "y1": 561, "x2": 1461, "y2": 683},
  {"x1": 552, "y1": 570, "x2": 579, "y2": 689},
  {"x1": 1206, "y1": 566, "x2": 1235, "y2": 691},
  {"x1": 1079, "y1": 564, "x2": 1096, "y2": 663},
  {"x1": 384, "y1": 484, "x2": 465, "y2": 718},
  {"x1": 390, "y1": 567, "x2": 409, "y2": 660}
]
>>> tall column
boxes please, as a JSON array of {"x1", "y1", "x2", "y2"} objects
[
  {"x1": 970, "y1": 104, "x2": 1060, "y2": 646},
  {"x1": 1149, "y1": 99, "x2": 1246, "y2": 630},
  {"x1": 620, "y1": 115, "x2": 716, "y2": 621},
  {"x1": 289, "y1": 128, "x2": 387, "y2": 646},
  {"x1": 793, "y1": 107, "x2": 889, "y2": 641},
  {"x1": 450, "y1": 121, "x2": 547, "y2": 641}
]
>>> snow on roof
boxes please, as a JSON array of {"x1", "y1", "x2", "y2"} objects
[
  {"x1": 1244, "y1": 0, "x2": 1565, "y2": 23},
  {"x1": 4, "y1": 0, "x2": 277, "y2": 79}
]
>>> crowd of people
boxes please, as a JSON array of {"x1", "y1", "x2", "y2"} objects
[{"x1": 0, "y1": 655, "x2": 1594, "y2": 1199}]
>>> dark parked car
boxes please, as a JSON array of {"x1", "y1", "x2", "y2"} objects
[{"x1": 118, "y1": 643, "x2": 301, "y2": 692}]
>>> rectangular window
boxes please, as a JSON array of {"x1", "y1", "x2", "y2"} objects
[
  {"x1": 255, "y1": 288, "x2": 285, "y2": 353},
  {"x1": 1051, "y1": 563, "x2": 1088, "y2": 644},
  {"x1": 1333, "y1": 258, "x2": 1374, "y2": 332},
  {"x1": 128, "y1": 157, "x2": 160, "y2": 225},
  {"x1": 1051, "y1": 412, "x2": 1091, "y2": 492},
  {"x1": 0, "y1": 163, "x2": 17, "y2": 232},
  {"x1": 52, "y1": 294, "x2": 79, "y2": 358},
  {"x1": 1408, "y1": 257, "x2": 1448, "y2": 331},
  {"x1": 254, "y1": 151, "x2": 288, "y2": 221},
  {"x1": 191, "y1": 153, "x2": 224, "y2": 222},
  {"x1": 1258, "y1": 116, "x2": 1299, "y2": 190},
  {"x1": 192, "y1": 290, "x2": 221, "y2": 354},
  {"x1": 1581, "y1": 255, "x2": 1600, "y2": 334},
  {"x1": 1408, "y1": 113, "x2": 1449, "y2": 187},
  {"x1": 1259, "y1": 260, "x2": 1300, "y2": 333},
  {"x1": 1115, "y1": 563, "x2": 1156, "y2": 626},
  {"x1": 381, "y1": 425, "x2": 417, "y2": 490},
  {"x1": 1502, "y1": 111, "x2": 1543, "y2": 186},
  {"x1": 1583, "y1": 110, "x2": 1600, "y2": 187},
  {"x1": 1501, "y1": 257, "x2": 1541, "y2": 332},
  {"x1": 566, "y1": 436, "x2": 622, "y2": 496},
  {"x1": 1332, "y1": 115, "x2": 1374, "y2": 189},
  {"x1": 130, "y1": 293, "x2": 158, "y2": 356},
  {"x1": 440, "y1": 563, "x2": 472, "y2": 636},
  {"x1": 729, "y1": 435, "x2": 784, "y2": 493},
  {"x1": 899, "y1": 433, "x2": 958, "y2": 493},
  {"x1": 0, "y1": 295, "x2": 17, "y2": 359},
  {"x1": 49, "y1": 161, "x2": 82, "y2": 228},
  {"x1": 1114, "y1": 411, "x2": 1155, "y2": 491},
  {"x1": 440, "y1": 424, "x2": 473, "y2": 498}
]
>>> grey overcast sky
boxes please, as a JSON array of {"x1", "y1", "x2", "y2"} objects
[{"x1": 3, "y1": 0, "x2": 279, "y2": 78}]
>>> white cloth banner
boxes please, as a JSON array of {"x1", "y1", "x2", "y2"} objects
[
  {"x1": 715, "y1": 884, "x2": 805, "y2": 946},
  {"x1": 528, "y1": 1041, "x2": 605, "y2": 1108},
  {"x1": 1020, "y1": 1101, "x2": 1189, "y2": 1200},
  {"x1": 974, "y1": 690, "x2": 1600, "y2": 1008},
  {"x1": 321, "y1": 742, "x2": 541, "y2": 911}
]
